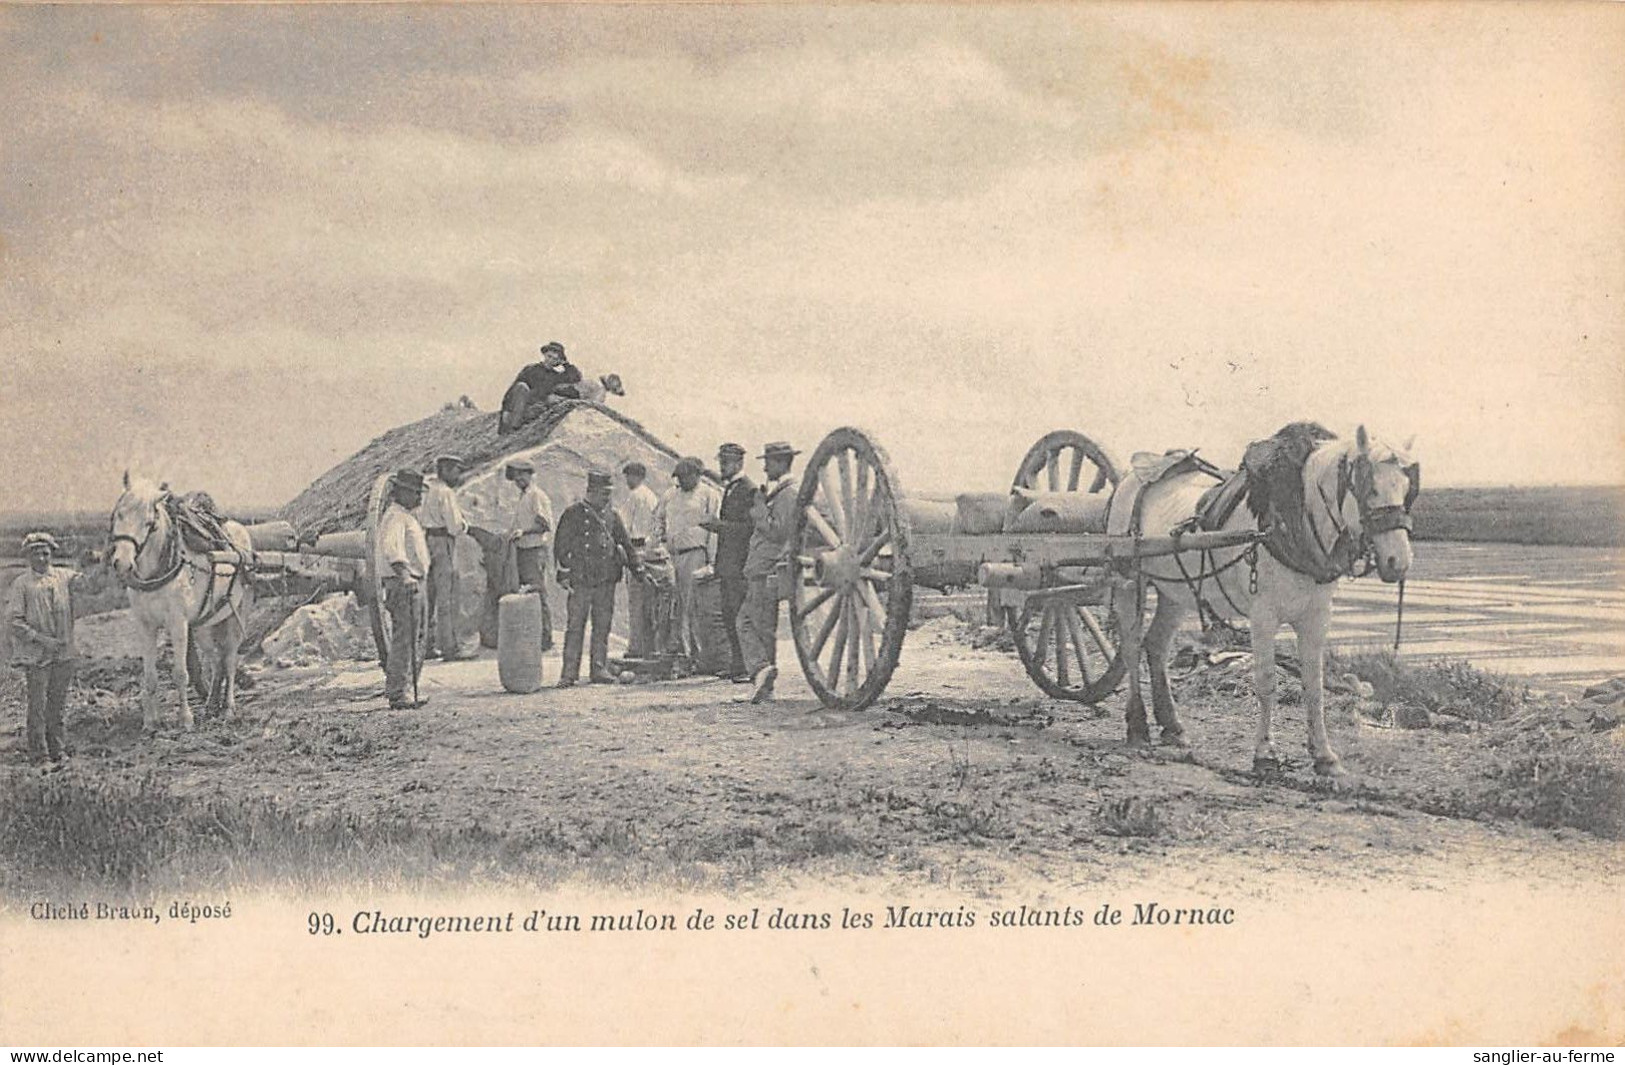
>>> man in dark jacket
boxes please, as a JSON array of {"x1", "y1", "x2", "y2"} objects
[
  {"x1": 702, "y1": 442, "x2": 756, "y2": 681},
  {"x1": 553, "y1": 469, "x2": 641, "y2": 686},
  {"x1": 498, "y1": 342, "x2": 583, "y2": 434}
]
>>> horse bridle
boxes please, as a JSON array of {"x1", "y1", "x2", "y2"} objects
[
  {"x1": 1305, "y1": 452, "x2": 1419, "y2": 580},
  {"x1": 108, "y1": 490, "x2": 185, "y2": 591}
]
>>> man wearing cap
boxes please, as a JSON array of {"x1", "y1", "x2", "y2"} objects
[
  {"x1": 618, "y1": 461, "x2": 661, "y2": 657},
  {"x1": 702, "y1": 442, "x2": 756, "y2": 681},
  {"x1": 553, "y1": 469, "x2": 642, "y2": 687},
  {"x1": 498, "y1": 342, "x2": 584, "y2": 434},
  {"x1": 378, "y1": 471, "x2": 431, "y2": 709},
  {"x1": 655, "y1": 456, "x2": 720, "y2": 661},
  {"x1": 422, "y1": 455, "x2": 472, "y2": 661},
  {"x1": 7, "y1": 532, "x2": 78, "y2": 763},
  {"x1": 506, "y1": 459, "x2": 554, "y2": 654},
  {"x1": 737, "y1": 442, "x2": 800, "y2": 703}
]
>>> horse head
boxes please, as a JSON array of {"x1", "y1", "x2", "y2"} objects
[
  {"x1": 109, "y1": 472, "x2": 172, "y2": 580},
  {"x1": 1351, "y1": 426, "x2": 1419, "y2": 583}
]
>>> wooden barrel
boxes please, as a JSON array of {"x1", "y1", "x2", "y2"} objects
[{"x1": 497, "y1": 592, "x2": 544, "y2": 693}]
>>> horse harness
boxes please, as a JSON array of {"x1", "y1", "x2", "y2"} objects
[
  {"x1": 1122, "y1": 446, "x2": 1419, "y2": 638},
  {"x1": 110, "y1": 492, "x2": 253, "y2": 628}
]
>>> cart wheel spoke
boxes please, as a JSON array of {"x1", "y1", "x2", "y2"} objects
[
  {"x1": 1067, "y1": 448, "x2": 1085, "y2": 492},
  {"x1": 797, "y1": 584, "x2": 837, "y2": 619},
  {"x1": 819, "y1": 462, "x2": 849, "y2": 539}
]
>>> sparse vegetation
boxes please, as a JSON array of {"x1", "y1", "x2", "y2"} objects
[{"x1": 1331, "y1": 650, "x2": 1530, "y2": 723}]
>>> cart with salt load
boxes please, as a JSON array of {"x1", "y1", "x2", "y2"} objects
[{"x1": 783, "y1": 426, "x2": 1272, "y2": 711}]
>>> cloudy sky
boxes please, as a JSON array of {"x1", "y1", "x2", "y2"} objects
[{"x1": 1, "y1": 4, "x2": 1620, "y2": 513}]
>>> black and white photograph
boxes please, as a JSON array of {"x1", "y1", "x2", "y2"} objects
[{"x1": 1, "y1": 1, "x2": 1621, "y2": 1047}]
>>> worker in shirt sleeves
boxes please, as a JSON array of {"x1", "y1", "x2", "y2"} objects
[
  {"x1": 656, "y1": 457, "x2": 721, "y2": 661},
  {"x1": 618, "y1": 461, "x2": 661, "y2": 657},
  {"x1": 7, "y1": 532, "x2": 80, "y2": 765},
  {"x1": 505, "y1": 459, "x2": 555, "y2": 654},
  {"x1": 737, "y1": 442, "x2": 800, "y2": 704},
  {"x1": 498, "y1": 341, "x2": 584, "y2": 434},
  {"x1": 378, "y1": 470, "x2": 431, "y2": 710},
  {"x1": 421, "y1": 455, "x2": 473, "y2": 661},
  {"x1": 553, "y1": 469, "x2": 642, "y2": 687},
  {"x1": 701, "y1": 442, "x2": 756, "y2": 681}
]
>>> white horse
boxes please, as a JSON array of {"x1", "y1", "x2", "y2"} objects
[
  {"x1": 1107, "y1": 425, "x2": 1418, "y2": 776},
  {"x1": 108, "y1": 474, "x2": 256, "y2": 730}
]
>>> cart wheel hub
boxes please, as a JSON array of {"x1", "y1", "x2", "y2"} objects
[{"x1": 815, "y1": 547, "x2": 861, "y2": 589}]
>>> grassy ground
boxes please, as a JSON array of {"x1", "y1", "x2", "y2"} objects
[{"x1": 1, "y1": 631, "x2": 1619, "y2": 900}]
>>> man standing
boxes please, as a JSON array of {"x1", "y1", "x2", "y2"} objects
[
  {"x1": 703, "y1": 442, "x2": 755, "y2": 681},
  {"x1": 421, "y1": 455, "x2": 472, "y2": 661},
  {"x1": 553, "y1": 469, "x2": 641, "y2": 687},
  {"x1": 618, "y1": 461, "x2": 661, "y2": 657},
  {"x1": 737, "y1": 442, "x2": 800, "y2": 704},
  {"x1": 378, "y1": 469, "x2": 431, "y2": 710},
  {"x1": 656, "y1": 457, "x2": 720, "y2": 661},
  {"x1": 7, "y1": 532, "x2": 77, "y2": 764},
  {"x1": 506, "y1": 459, "x2": 554, "y2": 654},
  {"x1": 498, "y1": 341, "x2": 583, "y2": 434}
]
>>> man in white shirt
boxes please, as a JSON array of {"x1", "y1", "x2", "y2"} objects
[
  {"x1": 619, "y1": 461, "x2": 660, "y2": 656},
  {"x1": 378, "y1": 469, "x2": 431, "y2": 709},
  {"x1": 7, "y1": 531, "x2": 80, "y2": 763},
  {"x1": 421, "y1": 455, "x2": 472, "y2": 661},
  {"x1": 656, "y1": 456, "x2": 720, "y2": 660},
  {"x1": 507, "y1": 459, "x2": 555, "y2": 654}
]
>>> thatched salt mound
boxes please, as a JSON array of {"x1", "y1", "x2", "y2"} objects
[
  {"x1": 281, "y1": 400, "x2": 683, "y2": 537},
  {"x1": 280, "y1": 400, "x2": 695, "y2": 653}
]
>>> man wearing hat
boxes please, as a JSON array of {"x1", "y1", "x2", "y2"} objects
[
  {"x1": 737, "y1": 442, "x2": 800, "y2": 703},
  {"x1": 618, "y1": 461, "x2": 661, "y2": 657},
  {"x1": 422, "y1": 455, "x2": 473, "y2": 661},
  {"x1": 7, "y1": 532, "x2": 78, "y2": 763},
  {"x1": 506, "y1": 459, "x2": 555, "y2": 655},
  {"x1": 498, "y1": 341, "x2": 584, "y2": 434},
  {"x1": 553, "y1": 469, "x2": 642, "y2": 686},
  {"x1": 703, "y1": 442, "x2": 757, "y2": 680},
  {"x1": 655, "y1": 456, "x2": 720, "y2": 661},
  {"x1": 378, "y1": 470, "x2": 431, "y2": 709}
]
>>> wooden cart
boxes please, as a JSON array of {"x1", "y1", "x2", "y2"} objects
[{"x1": 787, "y1": 426, "x2": 1262, "y2": 711}]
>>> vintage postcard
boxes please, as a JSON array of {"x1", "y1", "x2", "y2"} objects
[{"x1": 1, "y1": 2, "x2": 1621, "y2": 1047}]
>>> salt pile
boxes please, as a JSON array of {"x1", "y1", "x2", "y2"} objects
[{"x1": 262, "y1": 593, "x2": 375, "y2": 666}]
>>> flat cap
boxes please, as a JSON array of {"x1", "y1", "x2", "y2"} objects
[
  {"x1": 435, "y1": 454, "x2": 468, "y2": 468},
  {"x1": 506, "y1": 459, "x2": 535, "y2": 474},
  {"x1": 22, "y1": 531, "x2": 60, "y2": 553},
  {"x1": 586, "y1": 469, "x2": 614, "y2": 489},
  {"x1": 717, "y1": 442, "x2": 746, "y2": 458}
]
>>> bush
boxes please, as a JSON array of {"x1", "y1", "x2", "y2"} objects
[{"x1": 1331, "y1": 650, "x2": 1528, "y2": 722}]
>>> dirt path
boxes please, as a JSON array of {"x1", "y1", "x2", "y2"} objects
[{"x1": 18, "y1": 614, "x2": 1617, "y2": 899}]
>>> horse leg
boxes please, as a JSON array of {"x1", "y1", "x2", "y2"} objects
[
  {"x1": 172, "y1": 616, "x2": 194, "y2": 730},
  {"x1": 1250, "y1": 605, "x2": 1282, "y2": 774},
  {"x1": 140, "y1": 622, "x2": 162, "y2": 732},
  {"x1": 1144, "y1": 593, "x2": 1188, "y2": 747},
  {"x1": 219, "y1": 620, "x2": 243, "y2": 721},
  {"x1": 1112, "y1": 577, "x2": 1151, "y2": 746},
  {"x1": 1293, "y1": 602, "x2": 1345, "y2": 777},
  {"x1": 195, "y1": 626, "x2": 221, "y2": 717}
]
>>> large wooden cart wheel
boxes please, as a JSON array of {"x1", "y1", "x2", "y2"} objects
[
  {"x1": 1006, "y1": 429, "x2": 1125, "y2": 703},
  {"x1": 364, "y1": 472, "x2": 426, "y2": 686},
  {"x1": 1013, "y1": 429, "x2": 1120, "y2": 496},
  {"x1": 789, "y1": 427, "x2": 914, "y2": 710}
]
